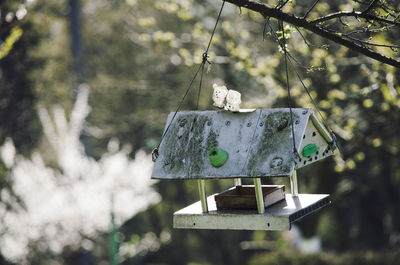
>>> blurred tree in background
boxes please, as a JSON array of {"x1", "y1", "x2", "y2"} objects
[
  {"x1": 0, "y1": 0, "x2": 399, "y2": 264},
  {"x1": 0, "y1": 3, "x2": 41, "y2": 261},
  {"x1": 0, "y1": 0, "x2": 41, "y2": 155}
]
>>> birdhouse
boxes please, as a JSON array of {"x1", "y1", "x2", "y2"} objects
[{"x1": 152, "y1": 108, "x2": 336, "y2": 230}]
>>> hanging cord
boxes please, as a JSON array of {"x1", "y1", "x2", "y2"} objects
[
  {"x1": 286, "y1": 56, "x2": 339, "y2": 151},
  {"x1": 196, "y1": 56, "x2": 207, "y2": 110},
  {"x1": 197, "y1": 0, "x2": 226, "y2": 109},
  {"x1": 152, "y1": 1, "x2": 226, "y2": 162},
  {"x1": 279, "y1": 20, "x2": 299, "y2": 158},
  {"x1": 206, "y1": 1, "x2": 225, "y2": 53},
  {"x1": 151, "y1": 63, "x2": 204, "y2": 161},
  {"x1": 287, "y1": 57, "x2": 327, "y2": 125},
  {"x1": 266, "y1": 19, "x2": 338, "y2": 152}
]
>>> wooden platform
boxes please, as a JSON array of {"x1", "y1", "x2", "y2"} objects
[{"x1": 173, "y1": 193, "x2": 330, "y2": 231}]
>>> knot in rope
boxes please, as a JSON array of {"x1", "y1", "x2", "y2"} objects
[{"x1": 202, "y1": 52, "x2": 210, "y2": 64}]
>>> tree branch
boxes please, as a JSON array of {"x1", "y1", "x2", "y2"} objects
[
  {"x1": 222, "y1": 0, "x2": 400, "y2": 68},
  {"x1": 344, "y1": 35, "x2": 400, "y2": 49},
  {"x1": 310, "y1": 10, "x2": 399, "y2": 25}
]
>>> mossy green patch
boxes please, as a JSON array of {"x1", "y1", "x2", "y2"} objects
[
  {"x1": 161, "y1": 113, "x2": 211, "y2": 177},
  {"x1": 206, "y1": 130, "x2": 218, "y2": 149},
  {"x1": 246, "y1": 111, "x2": 299, "y2": 177}
]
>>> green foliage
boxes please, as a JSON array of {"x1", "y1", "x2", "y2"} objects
[{"x1": 0, "y1": 26, "x2": 23, "y2": 59}]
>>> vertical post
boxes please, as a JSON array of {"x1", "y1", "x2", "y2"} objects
[
  {"x1": 197, "y1": 179, "x2": 208, "y2": 213},
  {"x1": 234, "y1": 178, "x2": 242, "y2": 186},
  {"x1": 109, "y1": 196, "x2": 119, "y2": 265},
  {"x1": 290, "y1": 170, "x2": 298, "y2": 196},
  {"x1": 69, "y1": 0, "x2": 85, "y2": 88},
  {"x1": 68, "y1": 0, "x2": 90, "y2": 154},
  {"x1": 253, "y1": 178, "x2": 265, "y2": 214}
]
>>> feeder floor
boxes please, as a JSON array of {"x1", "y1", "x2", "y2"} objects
[{"x1": 173, "y1": 193, "x2": 330, "y2": 231}]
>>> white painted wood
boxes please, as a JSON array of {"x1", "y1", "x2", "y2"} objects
[
  {"x1": 234, "y1": 178, "x2": 242, "y2": 186},
  {"x1": 173, "y1": 193, "x2": 330, "y2": 231},
  {"x1": 290, "y1": 170, "x2": 298, "y2": 196},
  {"x1": 197, "y1": 179, "x2": 208, "y2": 213},
  {"x1": 295, "y1": 118, "x2": 335, "y2": 169},
  {"x1": 254, "y1": 178, "x2": 265, "y2": 214}
]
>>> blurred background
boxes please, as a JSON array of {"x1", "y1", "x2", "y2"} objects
[{"x1": 0, "y1": 0, "x2": 400, "y2": 264}]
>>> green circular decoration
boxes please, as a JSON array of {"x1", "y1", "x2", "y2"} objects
[
  {"x1": 208, "y1": 147, "x2": 228, "y2": 167},
  {"x1": 302, "y1": 144, "x2": 320, "y2": 157}
]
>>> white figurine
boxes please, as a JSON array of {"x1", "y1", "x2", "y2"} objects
[
  {"x1": 225, "y1": 89, "x2": 241, "y2": 112},
  {"x1": 212, "y1": 83, "x2": 228, "y2": 108}
]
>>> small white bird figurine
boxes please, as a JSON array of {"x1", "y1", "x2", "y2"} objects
[
  {"x1": 212, "y1": 83, "x2": 242, "y2": 112},
  {"x1": 225, "y1": 89, "x2": 241, "y2": 112},
  {"x1": 212, "y1": 83, "x2": 228, "y2": 108}
]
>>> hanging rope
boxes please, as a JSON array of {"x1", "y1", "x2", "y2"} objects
[
  {"x1": 196, "y1": 56, "x2": 207, "y2": 110},
  {"x1": 286, "y1": 56, "x2": 339, "y2": 151},
  {"x1": 152, "y1": 1, "x2": 226, "y2": 162},
  {"x1": 266, "y1": 19, "x2": 338, "y2": 153},
  {"x1": 279, "y1": 19, "x2": 299, "y2": 158},
  {"x1": 276, "y1": 25, "x2": 339, "y2": 151}
]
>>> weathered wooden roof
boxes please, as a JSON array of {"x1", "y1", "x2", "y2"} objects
[{"x1": 151, "y1": 108, "x2": 334, "y2": 180}]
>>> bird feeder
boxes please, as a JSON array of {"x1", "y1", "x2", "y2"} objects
[{"x1": 151, "y1": 108, "x2": 336, "y2": 230}]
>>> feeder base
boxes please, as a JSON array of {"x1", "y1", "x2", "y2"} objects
[{"x1": 173, "y1": 193, "x2": 330, "y2": 231}]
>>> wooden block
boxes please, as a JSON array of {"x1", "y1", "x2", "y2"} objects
[{"x1": 215, "y1": 185, "x2": 285, "y2": 210}]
